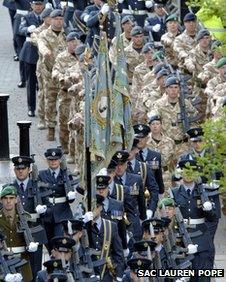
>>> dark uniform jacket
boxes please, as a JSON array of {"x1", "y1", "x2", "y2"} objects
[
  {"x1": 127, "y1": 158, "x2": 159, "y2": 212},
  {"x1": 19, "y1": 11, "x2": 42, "y2": 64},
  {"x1": 38, "y1": 168, "x2": 73, "y2": 223},
  {"x1": 172, "y1": 184, "x2": 216, "y2": 253},
  {"x1": 13, "y1": 0, "x2": 32, "y2": 36},
  {"x1": 0, "y1": 210, "x2": 33, "y2": 282},
  {"x1": 136, "y1": 148, "x2": 165, "y2": 194},
  {"x1": 144, "y1": 15, "x2": 166, "y2": 42},
  {"x1": 89, "y1": 218, "x2": 124, "y2": 281},
  {"x1": 3, "y1": 0, "x2": 16, "y2": 10}
]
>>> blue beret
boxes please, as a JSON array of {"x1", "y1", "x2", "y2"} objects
[
  {"x1": 156, "y1": 68, "x2": 168, "y2": 79},
  {"x1": 50, "y1": 9, "x2": 63, "y2": 18},
  {"x1": 74, "y1": 44, "x2": 86, "y2": 56},
  {"x1": 131, "y1": 26, "x2": 143, "y2": 36},
  {"x1": 165, "y1": 76, "x2": 180, "y2": 87},
  {"x1": 66, "y1": 32, "x2": 80, "y2": 42},
  {"x1": 183, "y1": 12, "x2": 196, "y2": 22},
  {"x1": 41, "y1": 8, "x2": 53, "y2": 19}
]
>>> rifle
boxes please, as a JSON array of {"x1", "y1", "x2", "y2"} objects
[
  {"x1": 0, "y1": 249, "x2": 11, "y2": 278},
  {"x1": 60, "y1": 152, "x2": 79, "y2": 196},
  {"x1": 16, "y1": 198, "x2": 35, "y2": 247}
]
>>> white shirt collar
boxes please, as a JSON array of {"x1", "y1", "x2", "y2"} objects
[
  {"x1": 49, "y1": 167, "x2": 60, "y2": 177},
  {"x1": 17, "y1": 177, "x2": 29, "y2": 189}
]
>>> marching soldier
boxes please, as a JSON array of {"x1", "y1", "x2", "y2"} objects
[
  {"x1": 152, "y1": 76, "x2": 198, "y2": 158},
  {"x1": 52, "y1": 31, "x2": 80, "y2": 153},
  {"x1": 172, "y1": 157, "x2": 216, "y2": 279},
  {"x1": 19, "y1": 0, "x2": 45, "y2": 117},
  {"x1": 37, "y1": 9, "x2": 67, "y2": 141},
  {"x1": 0, "y1": 186, "x2": 37, "y2": 282},
  {"x1": 11, "y1": 156, "x2": 48, "y2": 279},
  {"x1": 134, "y1": 124, "x2": 165, "y2": 195},
  {"x1": 124, "y1": 26, "x2": 145, "y2": 87},
  {"x1": 173, "y1": 12, "x2": 198, "y2": 71},
  {"x1": 127, "y1": 137, "x2": 159, "y2": 219},
  {"x1": 38, "y1": 148, "x2": 76, "y2": 252},
  {"x1": 112, "y1": 150, "x2": 146, "y2": 241},
  {"x1": 82, "y1": 194, "x2": 125, "y2": 282},
  {"x1": 147, "y1": 114, "x2": 175, "y2": 191}
]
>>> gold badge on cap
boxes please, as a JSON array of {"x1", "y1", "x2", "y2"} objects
[
  {"x1": 53, "y1": 261, "x2": 58, "y2": 268},
  {"x1": 117, "y1": 152, "x2": 122, "y2": 159},
  {"x1": 194, "y1": 130, "x2": 198, "y2": 136},
  {"x1": 144, "y1": 242, "x2": 148, "y2": 248},
  {"x1": 137, "y1": 260, "x2": 142, "y2": 266},
  {"x1": 99, "y1": 177, "x2": 103, "y2": 182},
  {"x1": 62, "y1": 238, "x2": 67, "y2": 245},
  {"x1": 18, "y1": 157, "x2": 22, "y2": 163},
  {"x1": 52, "y1": 151, "x2": 56, "y2": 156},
  {"x1": 152, "y1": 221, "x2": 156, "y2": 226}
]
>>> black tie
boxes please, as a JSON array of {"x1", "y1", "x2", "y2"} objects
[
  {"x1": 118, "y1": 177, "x2": 123, "y2": 185},
  {"x1": 139, "y1": 150, "x2": 144, "y2": 162},
  {"x1": 127, "y1": 161, "x2": 133, "y2": 173},
  {"x1": 52, "y1": 171, "x2": 56, "y2": 179},
  {"x1": 187, "y1": 189, "x2": 191, "y2": 196},
  {"x1": 93, "y1": 223, "x2": 99, "y2": 233},
  {"x1": 20, "y1": 182, "x2": 25, "y2": 192}
]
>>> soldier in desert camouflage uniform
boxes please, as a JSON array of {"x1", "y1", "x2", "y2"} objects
[
  {"x1": 160, "y1": 14, "x2": 180, "y2": 68},
  {"x1": 173, "y1": 12, "x2": 197, "y2": 71},
  {"x1": 109, "y1": 15, "x2": 134, "y2": 67},
  {"x1": 37, "y1": 9, "x2": 67, "y2": 141},
  {"x1": 205, "y1": 57, "x2": 226, "y2": 118},
  {"x1": 147, "y1": 113, "x2": 175, "y2": 191},
  {"x1": 30, "y1": 7, "x2": 53, "y2": 129},
  {"x1": 198, "y1": 40, "x2": 223, "y2": 84},
  {"x1": 184, "y1": 29, "x2": 212, "y2": 121},
  {"x1": 152, "y1": 76, "x2": 198, "y2": 159},
  {"x1": 124, "y1": 26, "x2": 145, "y2": 88},
  {"x1": 52, "y1": 32, "x2": 80, "y2": 153}
]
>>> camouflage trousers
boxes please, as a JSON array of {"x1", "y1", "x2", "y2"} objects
[
  {"x1": 58, "y1": 89, "x2": 71, "y2": 151},
  {"x1": 44, "y1": 73, "x2": 59, "y2": 128},
  {"x1": 36, "y1": 61, "x2": 46, "y2": 122},
  {"x1": 68, "y1": 124, "x2": 84, "y2": 167}
]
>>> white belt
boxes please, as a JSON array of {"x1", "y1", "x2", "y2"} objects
[
  {"x1": 7, "y1": 246, "x2": 26, "y2": 254},
  {"x1": 26, "y1": 37, "x2": 32, "y2": 42},
  {"x1": 30, "y1": 213, "x2": 40, "y2": 219},
  {"x1": 122, "y1": 9, "x2": 147, "y2": 15},
  {"x1": 67, "y1": 2, "x2": 74, "y2": 8},
  {"x1": 184, "y1": 218, "x2": 205, "y2": 225},
  {"x1": 16, "y1": 9, "x2": 28, "y2": 15},
  {"x1": 49, "y1": 196, "x2": 67, "y2": 204}
]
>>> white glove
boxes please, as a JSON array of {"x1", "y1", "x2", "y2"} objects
[
  {"x1": 118, "y1": 0, "x2": 124, "y2": 3},
  {"x1": 35, "y1": 204, "x2": 47, "y2": 214},
  {"x1": 45, "y1": 2, "x2": 52, "y2": 8},
  {"x1": 145, "y1": 0, "x2": 154, "y2": 8},
  {"x1": 67, "y1": 191, "x2": 76, "y2": 200},
  {"x1": 146, "y1": 209, "x2": 153, "y2": 219},
  {"x1": 203, "y1": 201, "x2": 213, "y2": 211},
  {"x1": 5, "y1": 273, "x2": 23, "y2": 282},
  {"x1": 123, "y1": 248, "x2": 129, "y2": 258},
  {"x1": 82, "y1": 211, "x2": 94, "y2": 223},
  {"x1": 83, "y1": 14, "x2": 89, "y2": 23},
  {"x1": 27, "y1": 25, "x2": 36, "y2": 33},
  {"x1": 101, "y1": 3, "x2": 109, "y2": 15},
  {"x1": 28, "y1": 242, "x2": 39, "y2": 252},
  {"x1": 152, "y1": 23, "x2": 161, "y2": 32},
  {"x1": 187, "y1": 243, "x2": 198, "y2": 254}
]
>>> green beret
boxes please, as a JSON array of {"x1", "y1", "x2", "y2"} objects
[
  {"x1": 158, "y1": 197, "x2": 175, "y2": 209},
  {"x1": 166, "y1": 14, "x2": 179, "y2": 23},
  {"x1": 131, "y1": 26, "x2": 143, "y2": 36},
  {"x1": 216, "y1": 57, "x2": 226, "y2": 68},
  {"x1": 0, "y1": 185, "x2": 17, "y2": 198}
]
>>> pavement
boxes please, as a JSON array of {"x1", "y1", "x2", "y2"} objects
[{"x1": 0, "y1": 2, "x2": 225, "y2": 280}]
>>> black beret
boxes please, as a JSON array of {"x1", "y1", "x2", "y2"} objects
[
  {"x1": 44, "y1": 148, "x2": 62, "y2": 160},
  {"x1": 50, "y1": 9, "x2": 63, "y2": 18},
  {"x1": 11, "y1": 156, "x2": 34, "y2": 168},
  {"x1": 197, "y1": 29, "x2": 210, "y2": 41},
  {"x1": 142, "y1": 42, "x2": 154, "y2": 54},
  {"x1": 183, "y1": 12, "x2": 197, "y2": 22}
]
